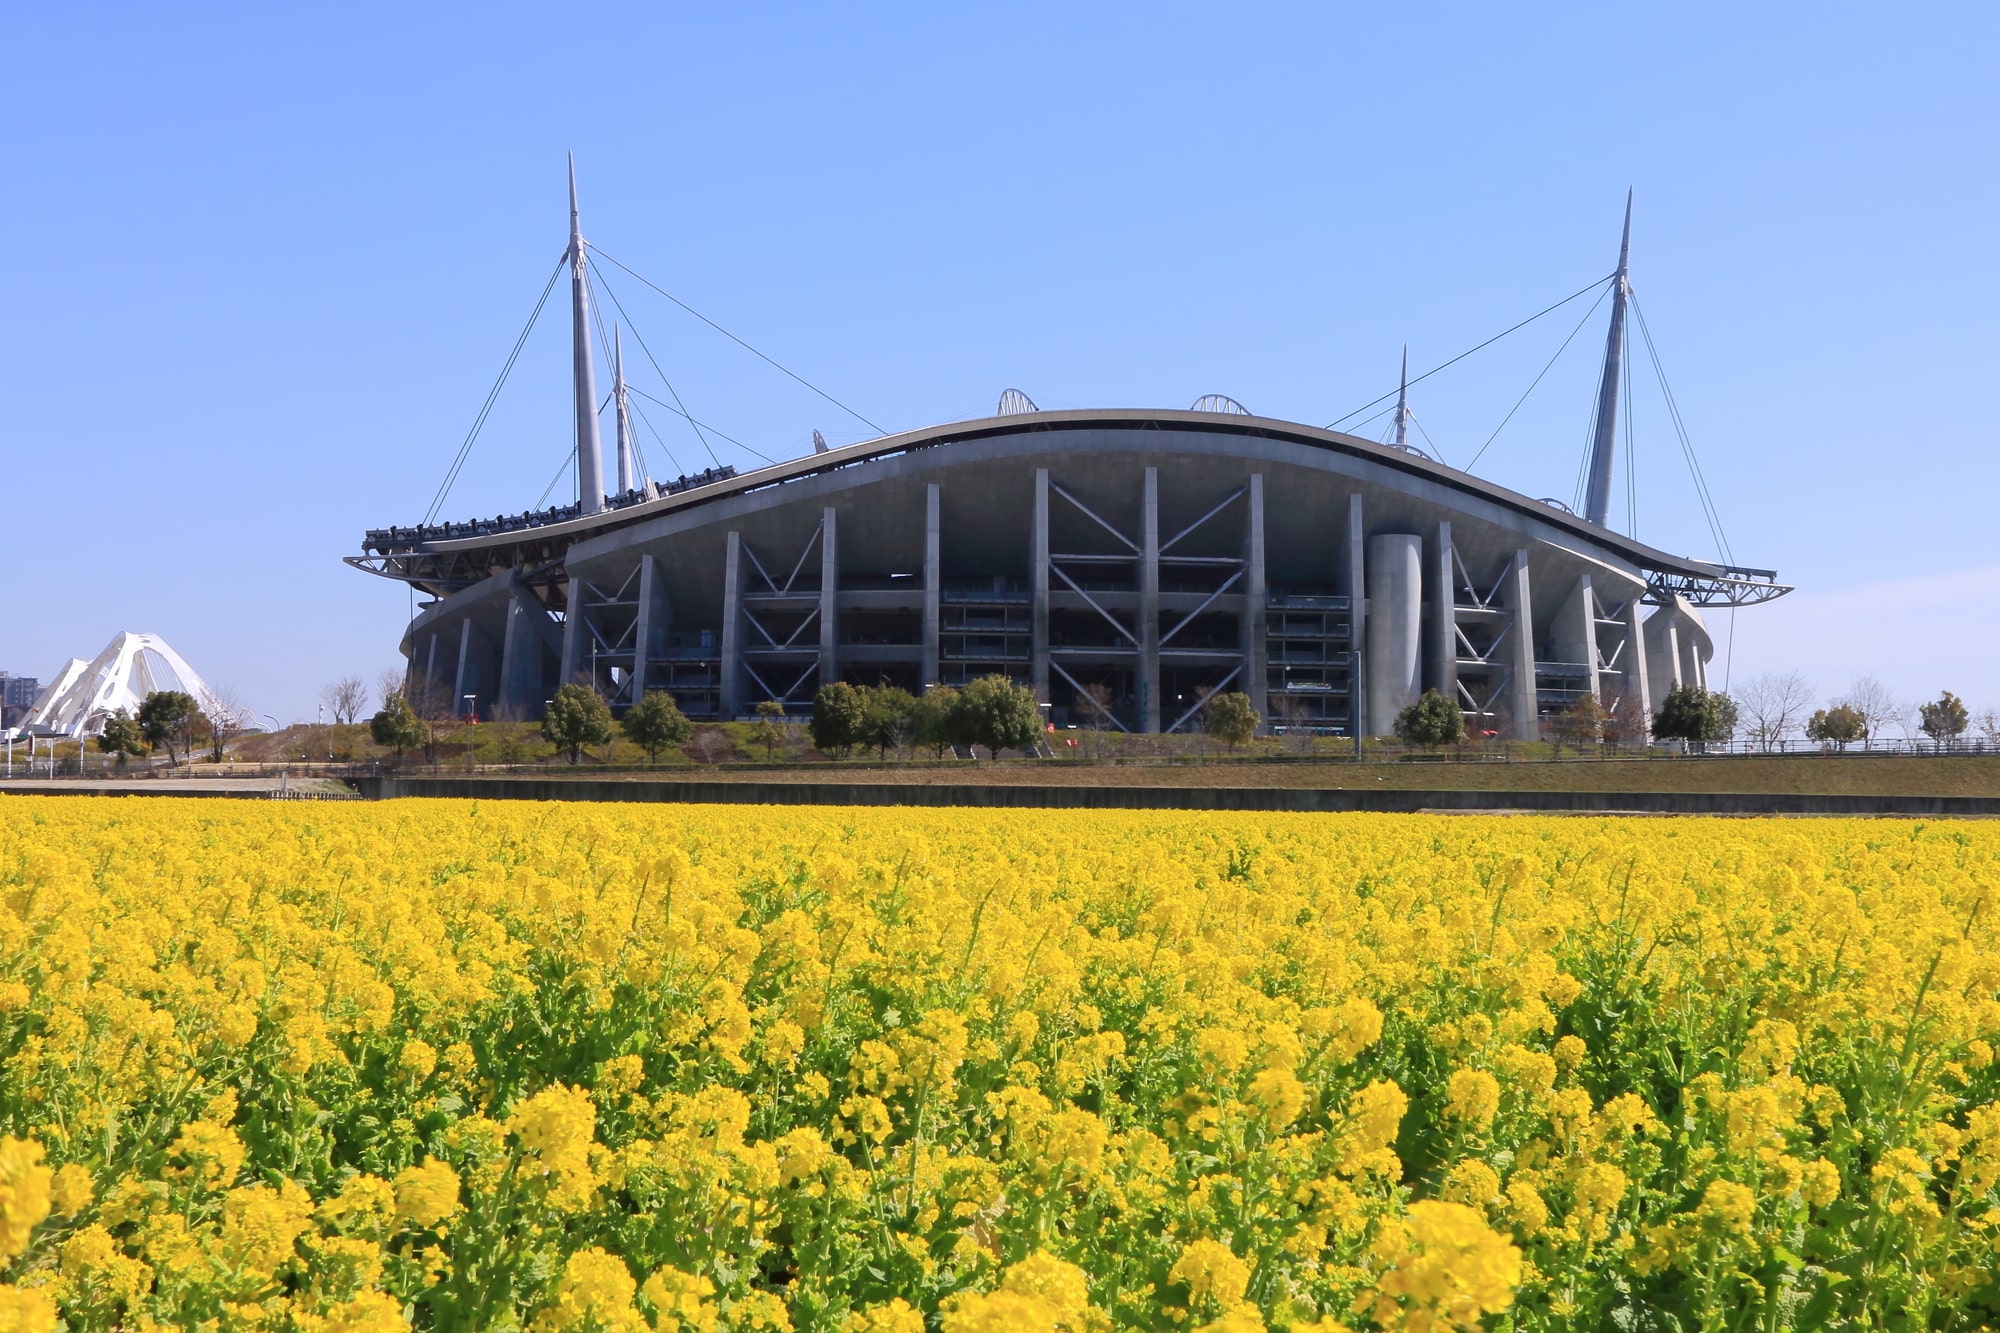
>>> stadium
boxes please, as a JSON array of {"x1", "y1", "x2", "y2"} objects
[{"x1": 351, "y1": 177, "x2": 1789, "y2": 740}]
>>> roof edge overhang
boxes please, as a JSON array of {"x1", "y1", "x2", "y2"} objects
[{"x1": 354, "y1": 408, "x2": 1786, "y2": 599}]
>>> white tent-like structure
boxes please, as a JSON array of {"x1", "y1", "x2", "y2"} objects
[{"x1": 19, "y1": 632, "x2": 223, "y2": 737}]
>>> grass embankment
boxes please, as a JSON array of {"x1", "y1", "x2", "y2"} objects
[{"x1": 189, "y1": 722, "x2": 2000, "y2": 797}]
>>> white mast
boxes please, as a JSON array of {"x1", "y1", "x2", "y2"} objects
[
  {"x1": 1583, "y1": 190, "x2": 1633, "y2": 527},
  {"x1": 1393, "y1": 344, "x2": 1410, "y2": 450},
  {"x1": 613, "y1": 324, "x2": 635, "y2": 495},
  {"x1": 569, "y1": 155, "x2": 606, "y2": 514}
]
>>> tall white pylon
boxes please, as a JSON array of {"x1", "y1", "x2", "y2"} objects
[
  {"x1": 614, "y1": 325, "x2": 635, "y2": 495},
  {"x1": 569, "y1": 155, "x2": 606, "y2": 515},
  {"x1": 1393, "y1": 344, "x2": 1411, "y2": 451},
  {"x1": 1583, "y1": 190, "x2": 1633, "y2": 527}
]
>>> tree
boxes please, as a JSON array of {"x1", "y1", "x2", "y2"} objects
[
  {"x1": 322, "y1": 676, "x2": 369, "y2": 726},
  {"x1": 810, "y1": 681, "x2": 868, "y2": 758},
  {"x1": 1653, "y1": 684, "x2": 1736, "y2": 752},
  {"x1": 950, "y1": 674, "x2": 1043, "y2": 759},
  {"x1": 1805, "y1": 703, "x2": 1867, "y2": 750},
  {"x1": 202, "y1": 682, "x2": 251, "y2": 763},
  {"x1": 1918, "y1": 690, "x2": 1969, "y2": 748},
  {"x1": 542, "y1": 683, "x2": 613, "y2": 764},
  {"x1": 911, "y1": 685, "x2": 961, "y2": 760},
  {"x1": 97, "y1": 710, "x2": 148, "y2": 769},
  {"x1": 749, "y1": 700, "x2": 791, "y2": 761},
  {"x1": 369, "y1": 692, "x2": 431, "y2": 760},
  {"x1": 860, "y1": 685, "x2": 918, "y2": 760},
  {"x1": 1203, "y1": 692, "x2": 1259, "y2": 748},
  {"x1": 1550, "y1": 695, "x2": 1609, "y2": 755},
  {"x1": 1842, "y1": 676, "x2": 1901, "y2": 747},
  {"x1": 1736, "y1": 671, "x2": 1815, "y2": 752},
  {"x1": 622, "y1": 690, "x2": 693, "y2": 763},
  {"x1": 1393, "y1": 690, "x2": 1464, "y2": 747},
  {"x1": 137, "y1": 691, "x2": 199, "y2": 768}
]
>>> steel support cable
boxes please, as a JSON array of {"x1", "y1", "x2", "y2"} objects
[
  {"x1": 626, "y1": 398, "x2": 686, "y2": 479},
  {"x1": 1464, "y1": 282, "x2": 1613, "y2": 473},
  {"x1": 1411, "y1": 414, "x2": 1448, "y2": 467},
  {"x1": 625, "y1": 385, "x2": 778, "y2": 464},
  {"x1": 425, "y1": 252, "x2": 567, "y2": 526},
  {"x1": 583, "y1": 266, "x2": 652, "y2": 483},
  {"x1": 590, "y1": 245, "x2": 888, "y2": 437},
  {"x1": 536, "y1": 447, "x2": 579, "y2": 508},
  {"x1": 1327, "y1": 273, "x2": 1615, "y2": 431},
  {"x1": 587, "y1": 258, "x2": 727, "y2": 470},
  {"x1": 1630, "y1": 295, "x2": 1733, "y2": 565}
]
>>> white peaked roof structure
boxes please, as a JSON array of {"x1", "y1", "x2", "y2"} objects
[{"x1": 20, "y1": 632, "x2": 222, "y2": 737}]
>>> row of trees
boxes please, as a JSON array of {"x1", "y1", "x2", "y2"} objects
[
  {"x1": 1735, "y1": 671, "x2": 1988, "y2": 751},
  {"x1": 1392, "y1": 676, "x2": 1987, "y2": 754},
  {"x1": 96, "y1": 689, "x2": 252, "y2": 768},
  {"x1": 807, "y1": 678, "x2": 1042, "y2": 760}
]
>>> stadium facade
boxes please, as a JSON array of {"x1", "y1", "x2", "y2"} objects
[{"x1": 351, "y1": 177, "x2": 1788, "y2": 739}]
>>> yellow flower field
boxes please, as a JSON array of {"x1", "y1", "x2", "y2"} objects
[{"x1": 2, "y1": 798, "x2": 1998, "y2": 1333}]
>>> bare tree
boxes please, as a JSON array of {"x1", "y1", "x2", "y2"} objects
[
  {"x1": 1268, "y1": 692, "x2": 1317, "y2": 755},
  {"x1": 1840, "y1": 676, "x2": 1900, "y2": 748},
  {"x1": 1073, "y1": 683, "x2": 1117, "y2": 761},
  {"x1": 1736, "y1": 671, "x2": 1815, "y2": 752},
  {"x1": 322, "y1": 676, "x2": 370, "y2": 726},
  {"x1": 1976, "y1": 707, "x2": 2000, "y2": 750},
  {"x1": 202, "y1": 682, "x2": 252, "y2": 763},
  {"x1": 377, "y1": 666, "x2": 410, "y2": 710}
]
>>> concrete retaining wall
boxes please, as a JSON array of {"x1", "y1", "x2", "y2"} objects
[{"x1": 346, "y1": 776, "x2": 2000, "y2": 817}]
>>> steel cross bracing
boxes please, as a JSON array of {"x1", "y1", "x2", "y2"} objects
[{"x1": 737, "y1": 522, "x2": 827, "y2": 705}]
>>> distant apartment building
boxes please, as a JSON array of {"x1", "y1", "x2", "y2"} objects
[{"x1": 0, "y1": 673, "x2": 40, "y2": 729}]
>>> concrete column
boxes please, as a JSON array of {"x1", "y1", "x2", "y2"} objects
[
  {"x1": 1031, "y1": 469, "x2": 1049, "y2": 702},
  {"x1": 1504, "y1": 549, "x2": 1538, "y2": 742},
  {"x1": 424, "y1": 633, "x2": 440, "y2": 713},
  {"x1": 498, "y1": 591, "x2": 545, "y2": 716},
  {"x1": 1365, "y1": 534, "x2": 1422, "y2": 736},
  {"x1": 559, "y1": 578, "x2": 584, "y2": 687},
  {"x1": 1241, "y1": 473, "x2": 1267, "y2": 729},
  {"x1": 923, "y1": 484, "x2": 941, "y2": 687},
  {"x1": 453, "y1": 618, "x2": 490, "y2": 720},
  {"x1": 1578, "y1": 577, "x2": 1601, "y2": 701},
  {"x1": 630, "y1": 555, "x2": 663, "y2": 703},
  {"x1": 1623, "y1": 598, "x2": 1651, "y2": 738},
  {"x1": 1552, "y1": 575, "x2": 1601, "y2": 703},
  {"x1": 1433, "y1": 522, "x2": 1457, "y2": 708},
  {"x1": 1685, "y1": 634, "x2": 1706, "y2": 691},
  {"x1": 819, "y1": 507, "x2": 838, "y2": 687},
  {"x1": 1346, "y1": 494, "x2": 1366, "y2": 736},
  {"x1": 1140, "y1": 466, "x2": 1160, "y2": 732},
  {"x1": 721, "y1": 531, "x2": 743, "y2": 717}
]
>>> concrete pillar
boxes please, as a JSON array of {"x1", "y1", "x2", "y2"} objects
[
  {"x1": 923, "y1": 484, "x2": 941, "y2": 687},
  {"x1": 721, "y1": 531, "x2": 743, "y2": 717},
  {"x1": 1433, "y1": 522, "x2": 1456, "y2": 707},
  {"x1": 1140, "y1": 466, "x2": 1160, "y2": 732},
  {"x1": 424, "y1": 633, "x2": 440, "y2": 713},
  {"x1": 1552, "y1": 575, "x2": 1601, "y2": 702},
  {"x1": 1031, "y1": 469, "x2": 1049, "y2": 702},
  {"x1": 1504, "y1": 549, "x2": 1538, "y2": 741},
  {"x1": 1242, "y1": 473, "x2": 1267, "y2": 728},
  {"x1": 498, "y1": 590, "x2": 547, "y2": 716},
  {"x1": 452, "y1": 618, "x2": 490, "y2": 720},
  {"x1": 1623, "y1": 598, "x2": 1651, "y2": 738},
  {"x1": 630, "y1": 555, "x2": 665, "y2": 703},
  {"x1": 559, "y1": 578, "x2": 584, "y2": 688},
  {"x1": 1365, "y1": 534, "x2": 1422, "y2": 736},
  {"x1": 1346, "y1": 494, "x2": 1366, "y2": 736},
  {"x1": 819, "y1": 508, "x2": 839, "y2": 688}
]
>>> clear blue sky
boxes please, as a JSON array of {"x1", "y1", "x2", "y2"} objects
[{"x1": 5, "y1": 3, "x2": 1994, "y2": 725}]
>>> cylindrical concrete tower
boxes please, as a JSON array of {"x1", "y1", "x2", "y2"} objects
[{"x1": 1365, "y1": 533, "x2": 1423, "y2": 736}]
